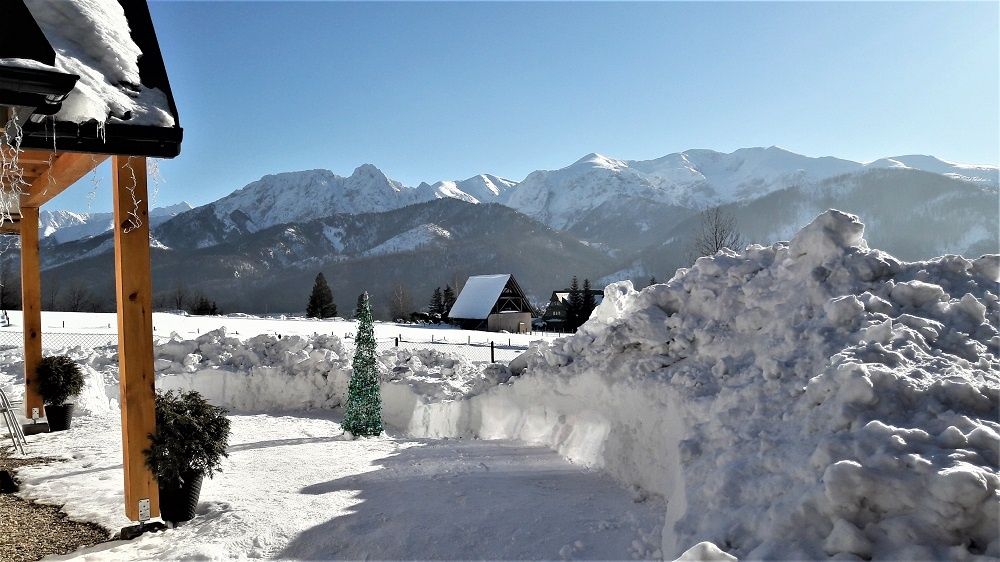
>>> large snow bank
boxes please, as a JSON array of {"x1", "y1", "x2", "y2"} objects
[{"x1": 392, "y1": 210, "x2": 999, "y2": 560}]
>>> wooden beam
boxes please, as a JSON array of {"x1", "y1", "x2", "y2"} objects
[
  {"x1": 19, "y1": 207, "x2": 43, "y2": 419},
  {"x1": 111, "y1": 155, "x2": 159, "y2": 521},
  {"x1": 20, "y1": 153, "x2": 105, "y2": 208}
]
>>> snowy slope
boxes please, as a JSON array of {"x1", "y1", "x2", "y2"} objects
[
  {"x1": 865, "y1": 154, "x2": 1000, "y2": 187},
  {"x1": 361, "y1": 223, "x2": 453, "y2": 257},
  {"x1": 416, "y1": 174, "x2": 518, "y2": 204},
  {"x1": 39, "y1": 202, "x2": 192, "y2": 244}
]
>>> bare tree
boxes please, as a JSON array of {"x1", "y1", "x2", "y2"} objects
[
  {"x1": 62, "y1": 282, "x2": 92, "y2": 312},
  {"x1": 0, "y1": 259, "x2": 19, "y2": 310},
  {"x1": 389, "y1": 283, "x2": 412, "y2": 321},
  {"x1": 172, "y1": 282, "x2": 188, "y2": 310},
  {"x1": 689, "y1": 207, "x2": 744, "y2": 259},
  {"x1": 43, "y1": 278, "x2": 60, "y2": 311}
]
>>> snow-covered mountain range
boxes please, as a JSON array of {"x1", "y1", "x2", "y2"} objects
[
  {"x1": 503, "y1": 147, "x2": 997, "y2": 229},
  {"x1": 18, "y1": 146, "x2": 999, "y2": 314},
  {"x1": 39, "y1": 202, "x2": 192, "y2": 244}
]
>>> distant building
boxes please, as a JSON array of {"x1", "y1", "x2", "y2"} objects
[
  {"x1": 448, "y1": 274, "x2": 534, "y2": 332},
  {"x1": 541, "y1": 288, "x2": 604, "y2": 330}
]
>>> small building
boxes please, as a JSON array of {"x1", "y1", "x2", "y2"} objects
[
  {"x1": 448, "y1": 274, "x2": 533, "y2": 332},
  {"x1": 541, "y1": 288, "x2": 604, "y2": 330}
]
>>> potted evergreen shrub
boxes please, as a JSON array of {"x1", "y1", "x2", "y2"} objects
[
  {"x1": 144, "y1": 390, "x2": 231, "y2": 524},
  {"x1": 37, "y1": 355, "x2": 86, "y2": 431}
]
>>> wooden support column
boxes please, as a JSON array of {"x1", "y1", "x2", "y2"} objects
[
  {"x1": 111, "y1": 155, "x2": 159, "y2": 521},
  {"x1": 19, "y1": 206, "x2": 43, "y2": 419}
]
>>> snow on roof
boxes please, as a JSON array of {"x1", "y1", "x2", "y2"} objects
[
  {"x1": 448, "y1": 274, "x2": 511, "y2": 319},
  {"x1": 18, "y1": 0, "x2": 175, "y2": 126}
]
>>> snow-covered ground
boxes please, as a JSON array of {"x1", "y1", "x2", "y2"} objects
[
  {"x1": 17, "y1": 414, "x2": 664, "y2": 560},
  {"x1": 0, "y1": 310, "x2": 558, "y2": 346},
  {"x1": 1, "y1": 209, "x2": 996, "y2": 560}
]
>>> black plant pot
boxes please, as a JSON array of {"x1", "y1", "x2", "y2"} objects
[
  {"x1": 158, "y1": 472, "x2": 204, "y2": 524},
  {"x1": 45, "y1": 404, "x2": 75, "y2": 432}
]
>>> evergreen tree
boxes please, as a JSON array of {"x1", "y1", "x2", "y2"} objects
[
  {"x1": 190, "y1": 295, "x2": 217, "y2": 316},
  {"x1": 429, "y1": 287, "x2": 445, "y2": 318},
  {"x1": 567, "y1": 276, "x2": 584, "y2": 331},
  {"x1": 442, "y1": 285, "x2": 457, "y2": 318},
  {"x1": 582, "y1": 278, "x2": 597, "y2": 321},
  {"x1": 342, "y1": 292, "x2": 383, "y2": 437},
  {"x1": 648, "y1": 276, "x2": 658, "y2": 287},
  {"x1": 306, "y1": 273, "x2": 337, "y2": 318},
  {"x1": 354, "y1": 292, "x2": 365, "y2": 318}
]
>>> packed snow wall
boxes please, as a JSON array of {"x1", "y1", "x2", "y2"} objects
[{"x1": 394, "y1": 210, "x2": 999, "y2": 560}]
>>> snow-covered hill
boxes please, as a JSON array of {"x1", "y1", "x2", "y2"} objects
[{"x1": 39, "y1": 202, "x2": 192, "y2": 244}]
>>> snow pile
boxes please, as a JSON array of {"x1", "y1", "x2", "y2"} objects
[
  {"x1": 396, "y1": 210, "x2": 999, "y2": 559},
  {"x1": 0, "y1": 326, "x2": 518, "y2": 421},
  {"x1": 0, "y1": 345, "x2": 115, "y2": 417},
  {"x1": 22, "y1": 0, "x2": 175, "y2": 126},
  {"x1": 154, "y1": 328, "x2": 353, "y2": 412},
  {"x1": 378, "y1": 347, "x2": 512, "y2": 433}
]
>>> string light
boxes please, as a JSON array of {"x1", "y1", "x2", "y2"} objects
[{"x1": 341, "y1": 291, "x2": 383, "y2": 437}]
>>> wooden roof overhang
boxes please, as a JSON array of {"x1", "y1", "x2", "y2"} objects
[
  {"x1": 1, "y1": 0, "x2": 184, "y2": 525},
  {"x1": 1, "y1": 0, "x2": 183, "y2": 162}
]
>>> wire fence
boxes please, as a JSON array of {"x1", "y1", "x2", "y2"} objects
[
  {"x1": 367, "y1": 336, "x2": 528, "y2": 364},
  {"x1": 0, "y1": 330, "x2": 530, "y2": 365},
  {"x1": 0, "y1": 331, "x2": 118, "y2": 352}
]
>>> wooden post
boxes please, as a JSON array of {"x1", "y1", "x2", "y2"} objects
[
  {"x1": 111, "y1": 156, "x2": 159, "y2": 521},
  {"x1": 19, "y1": 206, "x2": 42, "y2": 419}
]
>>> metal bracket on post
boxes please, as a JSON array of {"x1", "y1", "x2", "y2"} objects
[
  {"x1": 116, "y1": 498, "x2": 166, "y2": 540},
  {"x1": 138, "y1": 498, "x2": 151, "y2": 522}
]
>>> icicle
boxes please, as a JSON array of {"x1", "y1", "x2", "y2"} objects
[
  {"x1": 148, "y1": 158, "x2": 162, "y2": 208},
  {"x1": 85, "y1": 154, "x2": 100, "y2": 215}
]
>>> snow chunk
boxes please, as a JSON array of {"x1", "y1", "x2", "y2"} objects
[
  {"x1": 673, "y1": 542, "x2": 737, "y2": 561},
  {"x1": 788, "y1": 209, "x2": 867, "y2": 262}
]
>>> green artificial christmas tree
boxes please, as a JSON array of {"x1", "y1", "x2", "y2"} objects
[{"x1": 342, "y1": 291, "x2": 383, "y2": 437}]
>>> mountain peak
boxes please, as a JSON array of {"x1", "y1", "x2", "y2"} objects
[
  {"x1": 572, "y1": 152, "x2": 627, "y2": 170},
  {"x1": 351, "y1": 163, "x2": 388, "y2": 179}
]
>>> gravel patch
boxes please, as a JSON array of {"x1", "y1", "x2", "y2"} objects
[{"x1": 0, "y1": 447, "x2": 109, "y2": 562}]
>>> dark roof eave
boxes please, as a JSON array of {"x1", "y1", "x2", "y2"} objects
[
  {"x1": 0, "y1": 64, "x2": 78, "y2": 117},
  {"x1": 19, "y1": 120, "x2": 183, "y2": 158}
]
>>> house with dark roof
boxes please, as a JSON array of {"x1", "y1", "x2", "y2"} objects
[
  {"x1": 448, "y1": 274, "x2": 534, "y2": 332},
  {"x1": 541, "y1": 288, "x2": 604, "y2": 330}
]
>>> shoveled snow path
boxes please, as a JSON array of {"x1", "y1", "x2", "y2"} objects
[{"x1": 18, "y1": 413, "x2": 663, "y2": 560}]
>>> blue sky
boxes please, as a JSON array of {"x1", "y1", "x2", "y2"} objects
[{"x1": 55, "y1": 1, "x2": 999, "y2": 212}]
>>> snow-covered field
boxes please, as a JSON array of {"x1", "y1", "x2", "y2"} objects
[
  {"x1": 0, "y1": 210, "x2": 997, "y2": 560},
  {"x1": 0, "y1": 310, "x2": 557, "y2": 346}
]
